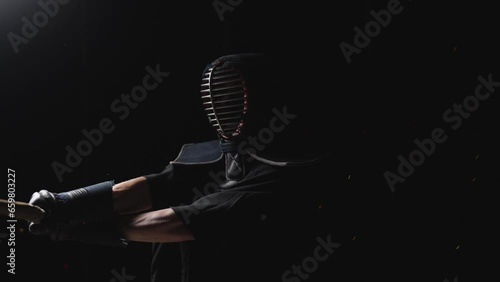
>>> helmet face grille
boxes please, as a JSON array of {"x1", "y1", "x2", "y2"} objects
[{"x1": 201, "y1": 65, "x2": 247, "y2": 140}]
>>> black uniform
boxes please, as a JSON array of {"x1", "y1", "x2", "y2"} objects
[{"x1": 145, "y1": 139, "x2": 330, "y2": 282}]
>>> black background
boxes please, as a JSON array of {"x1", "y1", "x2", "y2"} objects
[{"x1": 1, "y1": 0, "x2": 498, "y2": 281}]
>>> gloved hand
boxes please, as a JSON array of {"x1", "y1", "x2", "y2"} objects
[
  {"x1": 28, "y1": 189, "x2": 72, "y2": 237},
  {"x1": 27, "y1": 181, "x2": 127, "y2": 247}
]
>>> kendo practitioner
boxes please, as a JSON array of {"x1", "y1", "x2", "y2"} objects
[{"x1": 27, "y1": 53, "x2": 335, "y2": 282}]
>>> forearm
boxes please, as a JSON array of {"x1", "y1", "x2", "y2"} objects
[
  {"x1": 112, "y1": 177, "x2": 153, "y2": 215},
  {"x1": 118, "y1": 208, "x2": 194, "y2": 243}
]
